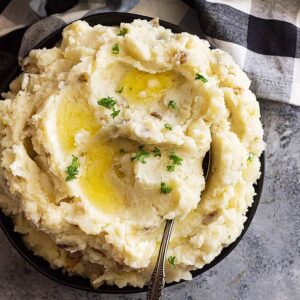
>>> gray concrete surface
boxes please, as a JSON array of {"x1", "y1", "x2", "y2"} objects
[{"x1": 0, "y1": 99, "x2": 299, "y2": 299}]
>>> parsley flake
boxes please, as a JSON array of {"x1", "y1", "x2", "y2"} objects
[
  {"x1": 65, "y1": 155, "x2": 80, "y2": 181},
  {"x1": 111, "y1": 109, "x2": 120, "y2": 118},
  {"x1": 97, "y1": 96, "x2": 120, "y2": 118},
  {"x1": 116, "y1": 86, "x2": 124, "y2": 93},
  {"x1": 112, "y1": 43, "x2": 119, "y2": 54},
  {"x1": 167, "y1": 150, "x2": 183, "y2": 172},
  {"x1": 169, "y1": 150, "x2": 183, "y2": 166},
  {"x1": 160, "y1": 182, "x2": 173, "y2": 194},
  {"x1": 195, "y1": 73, "x2": 208, "y2": 82},
  {"x1": 168, "y1": 100, "x2": 177, "y2": 109},
  {"x1": 97, "y1": 96, "x2": 117, "y2": 109},
  {"x1": 131, "y1": 146, "x2": 150, "y2": 164},
  {"x1": 167, "y1": 165, "x2": 175, "y2": 172},
  {"x1": 118, "y1": 28, "x2": 129, "y2": 36},
  {"x1": 247, "y1": 153, "x2": 254, "y2": 162},
  {"x1": 153, "y1": 147, "x2": 161, "y2": 157},
  {"x1": 168, "y1": 256, "x2": 176, "y2": 268},
  {"x1": 164, "y1": 123, "x2": 173, "y2": 130}
]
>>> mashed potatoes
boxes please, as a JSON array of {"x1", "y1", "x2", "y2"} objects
[{"x1": 0, "y1": 19, "x2": 265, "y2": 288}]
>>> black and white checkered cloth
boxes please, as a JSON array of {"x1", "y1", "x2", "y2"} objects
[{"x1": 0, "y1": 0, "x2": 299, "y2": 105}]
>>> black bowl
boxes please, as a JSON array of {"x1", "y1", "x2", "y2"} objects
[{"x1": 0, "y1": 12, "x2": 265, "y2": 294}]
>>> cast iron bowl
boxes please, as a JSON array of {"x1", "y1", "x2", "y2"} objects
[{"x1": 0, "y1": 12, "x2": 265, "y2": 294}]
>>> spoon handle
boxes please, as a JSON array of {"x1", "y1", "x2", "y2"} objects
[{"x1": 147, "y1": 219, "x2": 174, "y2": 300}]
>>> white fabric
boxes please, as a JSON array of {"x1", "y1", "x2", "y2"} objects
[
  {"x1": 290, "y1": 59, "x2": 300, "y2": 106},
  {"x1": 206, "y1": 0, "x2": 252, "y2": 14}
]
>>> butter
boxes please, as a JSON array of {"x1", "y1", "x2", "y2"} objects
[
  {"x1": 120, "y1": 69, "x2": 176, "y2": 104},
  {"x1": 79, "y1": 140, "x2": 124, "y2": 213},
  {"x1": 57, "y1": 89, "x2": 99, "y2": 153}
]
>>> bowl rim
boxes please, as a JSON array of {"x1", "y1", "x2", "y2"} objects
[{"x1": 0, "y1": 11, "x2": 265, "y2": 294}]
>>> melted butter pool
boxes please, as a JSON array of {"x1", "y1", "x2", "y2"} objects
[
  {"x1": 57, "y1": 90, "x2": 99, "y2": 153},
  {"x1": 79, "y1": 141, "x2": 124, "y2": 213},
  {"x1": 56, "y1": 89, "x2": 123, "y2": 213},
  {"x1": 120, "y1": 69, "x2": 177, "y2": 105}
]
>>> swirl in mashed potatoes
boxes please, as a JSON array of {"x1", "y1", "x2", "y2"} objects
[{"x1": 0, "y1": 19, "x2": 265, "y2": 288}]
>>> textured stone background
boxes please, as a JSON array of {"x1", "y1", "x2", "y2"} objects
[{"x1": 0, "y1": 99, "x2": 299, "y2": 300}]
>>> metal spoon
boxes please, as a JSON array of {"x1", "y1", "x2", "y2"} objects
[{"x1": 147, "y1": 151, "x2": 211, "y2": 300}]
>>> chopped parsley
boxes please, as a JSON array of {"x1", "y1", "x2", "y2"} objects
[
  {"x1": 167, "y1": 165, "x2": 175, "y2": 172},
  {"x1": 112, "y1": 43, "x2": 119, "y2": 54},
  {"x1": 65, "y1": 155, "x2": 80, "y2": 181},
  {"x1": 168, "y1": 256, "x2": 176, "y2": 268},
  {"x1": 153, "y1": 147, "x2": 161, "y2": 157},
  {"x1": 195, "y1": 72, "x2": 208, "y2": 83},
  {"x1": 169, "y1": 151, "x2": 183, "y2": 165},
  {"x1": 168, "y1": 100, "x2": 177, "y2": 109},
  {"x1": 97, "y1": 96, "x2": 117, "y2": 109},
  {"x1": 97, "y1": 96, "x2": 120, "y2": 118},
  {"x1": 116, "y1": 86, "x2": 124, "y2": 93},
  {"x1": 247, "y1": 153, "x2": 254, "y2": 162},
  {"x1": 118, "y1": 28, "x2": 129, "y2": 36},
  {"x1": 167, "y1": 150, "x2": 183, "y2": 172},
  {"x1": 160, "y1": 182, "x2": 173, "y2": 194},
  {"x1": 131, "y1": 146, "x2": 150, "y2": 164},
  {"x1": 164, "y1": 123, "x2": 173, "y2": 130},
  {"x1": 111, "y1": 109, "x2": 120, "y2": 118}
]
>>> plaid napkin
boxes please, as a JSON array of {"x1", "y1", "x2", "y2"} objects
[{"x1": 0, "y1": 0, "x2": 299, "y2": 105}]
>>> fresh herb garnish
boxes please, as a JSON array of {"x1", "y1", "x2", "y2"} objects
[
  {"x1": 164, "y1": 123, "x2": 173, "y2": 130},
  {"x1": 168, "y1": 256, "x2": 176, "y2": 268},
  {"x1": 160, "y1": 182, "x2": 173, "y2": 194},
  {"x1": 167, "y1": 165, "x2": 175, "y2": 172},
  {"x1": 153, "y1": 147, "x2": 161, "y2": 157},
  {"x1": 97, "y1": 96, "x2": 117, "y2": 109},
  {"x1": 168, "y1": 100, "x2": 177, "y2": 109},
  {"x1": 97, "y1": 96, "x2": 120, "y2": 118},
  {"x1": 112, "y1": 43, "x2": 119, "y2": 54},
  {"x1": 111, "y1": 109, "x2": 120, "y2": 118},
  {"x1": 131, "y1": 146, "x2": 150, "y2": 164},
  {"x1": 167, "y1": 150, "x2": 183, "y2": 172},
  {"x1": 65, "y1": 155, "x2": 80, "y2": 181},
  {"x1": 116, "y1": 86, "x2": 124, "y2": 93},
  {"x1": 247, "y1": 153, "x2": 254, "y2": 162},
  {"x1": 195, "y1": 72, "x2": 208, "y2": 82},
  {"x1": 118, "y1": 28, "x2": 129, "y2": 36},
  {"x1": 169, "y1": 150, "x2": 183, "y2": 166}
]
